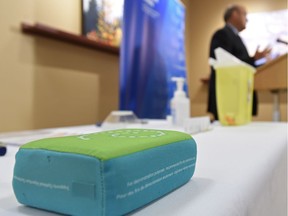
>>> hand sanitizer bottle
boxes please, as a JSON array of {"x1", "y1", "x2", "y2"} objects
[{"x1": 171, "y1": 77, "x2": 190, "y2": 127}]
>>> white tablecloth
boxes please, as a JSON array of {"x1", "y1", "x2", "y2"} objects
[{"x1": 0, "y1": 122, "x2": 287, "y2": 216}]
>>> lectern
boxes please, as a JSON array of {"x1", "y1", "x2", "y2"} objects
[{"x1": 254, "y1": 54, "x2": 287, "y2": 121}]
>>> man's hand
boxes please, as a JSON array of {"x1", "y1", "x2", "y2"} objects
[{"x1": 253, "y1": 45, "x2": 272, "y2": 60}]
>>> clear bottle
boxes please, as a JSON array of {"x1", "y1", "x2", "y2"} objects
[{"x1": 171, "y1": 77, "x2": 190, "y2": 127}]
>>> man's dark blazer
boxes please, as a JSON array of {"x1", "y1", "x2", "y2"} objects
[{"x1": 207, "y1": 25, "x2": 258, "y2": 120}]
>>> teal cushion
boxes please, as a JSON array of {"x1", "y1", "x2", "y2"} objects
[{"x1": 13, "y1": 129, "x2": 197, "y2": 215}]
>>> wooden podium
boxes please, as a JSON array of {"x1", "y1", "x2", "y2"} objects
[{"x1": 254, "y1": 54, "x2": 287, "y2": 121}]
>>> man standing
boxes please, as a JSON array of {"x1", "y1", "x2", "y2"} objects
[{"x1": 207, "y1": 4, "x2": 271, "y2": 121}]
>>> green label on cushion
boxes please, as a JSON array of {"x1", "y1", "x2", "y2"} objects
[{"x1": 21, "y1": 129, "x2": 192, "y2": 160}]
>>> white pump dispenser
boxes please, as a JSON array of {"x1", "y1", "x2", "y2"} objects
[{"x1": 171, "y1": 77, "x2": 190, "y2": 127}]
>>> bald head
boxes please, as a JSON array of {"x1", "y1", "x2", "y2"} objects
[{"x1": 224, "y1": 4, "x2": 247, "y2": 32}]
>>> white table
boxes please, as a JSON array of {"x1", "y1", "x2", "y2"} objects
[{"x1": 0, "y1": 122, "x2": 287, "y2": 216}]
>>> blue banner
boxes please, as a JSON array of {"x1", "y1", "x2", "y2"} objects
[{"x1": 120, "y1": 0, "x2": 187, "y2": 119}]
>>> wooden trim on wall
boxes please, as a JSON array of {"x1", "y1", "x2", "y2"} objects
[{"x1": 21, "y1": 22, "x2": 120, "y2": 55}]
